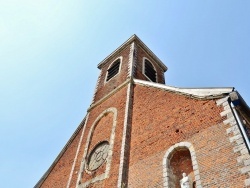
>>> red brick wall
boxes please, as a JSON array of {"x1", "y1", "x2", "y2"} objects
[
  {"x1": 82, "y1": 113, "x2": 114, "y2": 182},
  {"x1": 39, "y1": 82, "x2": 247, "y2": 188},
  {"x1": 39, "y1": 76, "x2": 246, "y2": 187},
  {"x1": 40, "y1": 126, "x2": 83, "y2": 188},
  {"x1": 190, "y1": 123, "x2": 247, "y2": 187},
  {"x1": 93, "y1": 46, "x2": 130, "y2": 103},
  {"x1": 135, "y1": 45, "x2": 165, "y2": 84},
  {"x1": 39, "y1": 85, "x2": 127, "y2": 187},
  {"x1": 68, "y1": 85, "x2": 128, "y2": 188},
  {"x1": 128, "y1": 84, "x2": 245, "y2": 187}
]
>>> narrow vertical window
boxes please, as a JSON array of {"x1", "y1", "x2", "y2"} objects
[
  {"x1": 144, "y1": 59, "x2": 157, "y2": 82},
  {"x1": 106, "y1": 59, "x2": 120, "y2": 81}
]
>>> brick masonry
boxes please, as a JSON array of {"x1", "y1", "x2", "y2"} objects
[
  {"x1": 128, "y1": 85, "x2": 247, "y2": 187},
  {"x1": 36, "y1": 35, "x2": 250, "y2": 188},
  {"x1": 93, "y1": 46, "x2": 130, "y2": 103},
  {"x1": 135, "y1": 44, "x2": 165, "y2": 84},
  {"x1": 163, "y1": 142, "x2": 200, "y2": 188},
  {"x1": 217, "y1": 97, "x2": 250, "y2": 187},
  {"x1": 40, "y1": 125, "x2": 84, "y2": 188},
  {"x1": 71, "y1": 86, "x2": 128, "y2": 188}
]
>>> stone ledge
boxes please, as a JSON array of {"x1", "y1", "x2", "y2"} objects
[
  {"x1": 237, "y1": 154, "x2": 250, "y2": 164},
  {"x1": 223, "y1": 104, "x2": 230, "y2": 110},
  {"x1": 236, "y1": 138, "x2": 244, "y2": 145},
  {"x1": 223, "y1": 116, "x2": 236, "y2": 125},
  {"x1": 195, "y1": 174, "x2": 200, "y2": 181},
  {"x1": 234, "y1": 144, "x2": 246, "y2": 153},
  {"x1": 220, "y1": 109, "x2": 232, "y2": 117},
  {"x1": 216, "y1": 97, "x2": 228, "y2": 106},
  {"x1": 229, "y1": 120, "x2": 237, "y2": 126},
  {"x1": 244, "y1": 159, "x2": 250, "y2": 166},
  {"x1": 230, "y1": 134, "x2": 241, "y2": 143},
  {"x1": 240, "y1": 166, "x2": 250, "y2": 174},
  {"x1": 193, "y1": 165, "x2": 198, "y2": 170},
  {"x1": 245, "y1": 178, "x2": 250, "y2": 186},
  {"x1": 194, "y1": 170, "x2": 199, "y2": 176},
  {"x1": 163, "y1": 181, "x2": 168, "y2": 187},
  {"x1": 226, "y1": 125, "x2": 238, "y2": 134},
  {"x1": 241, "y1": 148, "x2": 249, "y2": 155}
]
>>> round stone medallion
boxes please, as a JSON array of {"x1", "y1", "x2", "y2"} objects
[{"x1": 87, "y1": 141, "x2": 109, "y2": 171}]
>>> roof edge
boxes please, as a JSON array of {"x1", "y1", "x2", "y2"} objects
[
  {"x1": 232, "y1": 91, "x2": 250, "y2": 114},
  {"x1": 97, "y1": 34, "x2": 168, "y2": 71},
  {"x1": 34, "y1": 117, "x2": 86, "y2": 188},
  {"x1": 134, "y1": 79, "x2": 234, "y2": 99}
]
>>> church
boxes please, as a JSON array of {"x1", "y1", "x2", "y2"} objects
[{"x1": 35, "y1": 35, "x2": 250, "y2": 188}]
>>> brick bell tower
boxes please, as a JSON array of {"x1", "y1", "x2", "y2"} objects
[
  {"x1": 35, "y1": 34, "x2": 168, "y2": 188},
  {"x1": 72, "y1": 35, "x2": 167, "y2": 188},
  {"x1": 36, "y1": 35, "x2": 250, "y2": 188}
]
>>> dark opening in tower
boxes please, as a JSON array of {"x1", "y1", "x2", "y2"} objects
[
  {"x1": 144, "y1": 59, "x2": 156, "y2": 82},
  {"x1": 106, "y1": 59, "x2": 120, "y2": 81}
]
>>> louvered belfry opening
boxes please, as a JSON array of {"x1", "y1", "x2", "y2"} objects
[
  {"x1": 106, "y1": 59, "x2": 120, "y2": 81},
  {"x1": 145, "y1": 59, "x2": 156, "y2": 82}
]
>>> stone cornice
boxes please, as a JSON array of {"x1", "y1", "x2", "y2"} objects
[
  {"x1": 134, "y1": 79, "x2": 234, "y2": 99},
  {"x1": 97, "y1": 35, "x2": 167, "y2": 72},
  {"x1": 87, "y1": 79, "x2": 131, "y2": 112}
]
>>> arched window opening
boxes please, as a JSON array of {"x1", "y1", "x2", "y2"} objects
[
  {"x1": 163, "y1": 142, "x2": 201, "y2": 188},
  {"x1": 106, "y1": 59, "x2": 120, "y2": 81},
  {"x1": 144, "y1": 59, "x2": 156, "y2": 82},
  {"x1": 169, "y1": 148, "x2": 194, "y2": 188}
]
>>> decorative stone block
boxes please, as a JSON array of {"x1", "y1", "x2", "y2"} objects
[
  {"x1": 245, "y1": 178, "x2": 250, "y2": 186},
  {"x1": 229, "y1": 134, "x2": 241, "y2": 143},
  {"x1": 240, "y1": 148, "x2": 249, "y2": 155},
  {"x1": 220, "y1": 109, "x2": 231, "y2": 117},
  {"x1": 223, "y1": 116, "x2": 236, "y2": 125},
  {"x1": 244, "y1": 159, "x2": 250, "y2": 166},
  {"x1": 240, "y1": 166, "x2": 250, "y2": 174},
  {"x1": 226, "y1": 126, "x2": 238, "y2": 134},
  {"x1": 237, "y1": 154, "x2": 250, "y2": 164},
  {"x1": 216, "y1": 97, "x2": 228, "y2": 106}
]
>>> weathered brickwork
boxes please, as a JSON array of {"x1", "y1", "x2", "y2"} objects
[
  {"x1": 68, "y1": 86, "x2": 128, "y2": 188},
  {"x1": 36, "y1": 35, "x2": 250, "y2": 188},
  {"x1": 93, "y1": 46, "x2": 130, "y2": 103},
  {"x1": 130, "y1": 85, "x2": 224, "y2": 164},
  {"x1": 218, "y1": 97, "x2": 250, "y2": 187},
  {"x1": 135, "y1": 44, "x2": 165, "y2": 84},
  {"x1": 128, "y1": 84, "x2": 246, "y2": 187},
  {"x1": 81, "y1": 113, "x2": 114, "y2": 182},
  {"x1": 189, "y1": 123, "x2": 246, "y2": 187}
]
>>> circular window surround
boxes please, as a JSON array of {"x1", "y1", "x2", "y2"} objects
[{"x1": 86, "y1": 141, "x2": 110, "y2": 172}]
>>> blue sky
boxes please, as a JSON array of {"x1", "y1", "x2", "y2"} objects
[{"x1": 0, "y1": 1, "x2": 249, "y2": 187}]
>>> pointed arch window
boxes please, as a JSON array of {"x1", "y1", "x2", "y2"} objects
[
  {"x1": 143, "y1": 58, "x2": 157, "y2": 82},
  {"x1": 106, "y1": 59, "x2": 121, "y2": 82}
]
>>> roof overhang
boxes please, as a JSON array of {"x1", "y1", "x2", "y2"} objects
[
  {"x1": 97, "y1": 34, "x2": 168, "y2": 72},
  {"x1": 134, "y1": 79, "x2": 234, "y2": 99},
  {"x1": 229, "y1": 91, "x2": 250, "y2": 115}
]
